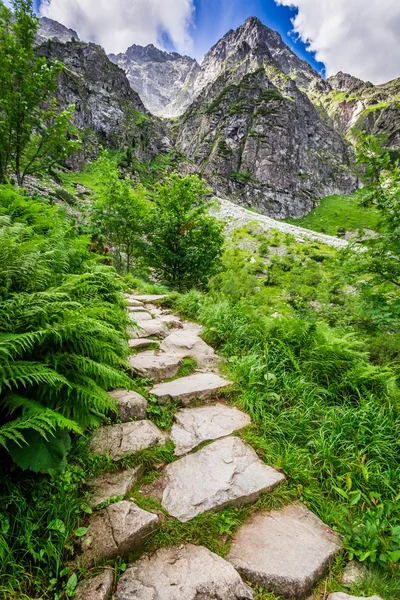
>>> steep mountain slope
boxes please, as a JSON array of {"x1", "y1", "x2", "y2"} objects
[
  {"x1": 309, "y1": 72, "x2": 400, "y2": 147},
  {"x1": 109, "y1": 45, "x2": 200, "y2": 117},
  {"x1": 36, "y1": 41, "x2": 170, "y2": 162},
  {"x1": 174, "y1": 19, "x2": 356, "y2": 218}
]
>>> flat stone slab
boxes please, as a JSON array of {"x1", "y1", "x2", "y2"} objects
[
  {"x1": 160, "y1": 314, "x2": 183, "y2": 328},
  {"x1": 130, "y1": 319, "x2": 169, "y2": 339},
  {"x1": 171, "y1": 403, "x2": 251, "y2": 456},
  {"x1": 129, "y1": 351, "x2": 181, "y2": 383},
  {"x1": 129, "y1": 311, "x2": 153, "y2": 322},
  {"x1": 108, "y1": 389, "x2": 148, "y2": 421},
  {"x1": 127, "y1": 306, "x2": 151, "y2": 313},
  {"x1": 129, "y1": 338, "x2": 160, "y2": 351},
  {"x1": 150, "y1": 372, "x2": 232, "y2": 406},
  {"x1": 133, "y1": 294, "x2": 169, "y2": 302},
  {"x1": 77, "y1": 501, "x2": 159, "y2": 567},
  {"x1": 125, "y1": 296, "x2": 144, "y2": 308},
  {"x1": 75, "y1": 570, "x2": 113, "y2": 600},
  {"x1": 114, "y1": 545, "x2": 254, "y2": 600},
  {"x1": 158, "y1": 436, "x2": 284, "y2": 522},
  {"x1": 90, "y1": 421, "x2": 166, "y2": 460},
  {"x1": 160, "y1": 330, "x2": 218, "y2": 367},
  {"x1": 86, "y1": 467, "x2": 143, "y2": 508},
  {"x1": 328, "y1": 595, "x2": 383, "y2": 600},
  {"x1": 227, "y1": 503, "x2": 342, "y2": 599}
]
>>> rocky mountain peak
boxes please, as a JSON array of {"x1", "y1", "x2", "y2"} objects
[
  {"x1": 36, "y1": 16, "x2": 80, "y2": 45},
  {"x1": 327, "y1": 71, "x2": 371, "y2": 92}
]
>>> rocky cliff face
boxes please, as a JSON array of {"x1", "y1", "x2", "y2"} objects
[
  {"x1": 36, "y1": 41, "x2": 170, "y2": 162},
  {"x1": 109, "y1": 45, "x2": 200, "y2": 117}
]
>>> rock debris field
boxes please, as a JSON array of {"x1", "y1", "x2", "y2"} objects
[{"x1": 75, "y1": 293, "x2": 381, "y2": 600}]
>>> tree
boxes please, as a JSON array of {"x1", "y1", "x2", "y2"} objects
[
  {"x1": 0, "y1": 0, "x2": 79, "y2": 185},
  {"x1": 90, "y1": 153, "x2": 150, "y2": 273},
  {"x1": 145, "y1": 174, "x2": 224, "y2": 291}
]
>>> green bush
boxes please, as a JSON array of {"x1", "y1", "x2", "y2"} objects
[{"x1": 0, "y1": 185, "x2": 131, "y2": 473}]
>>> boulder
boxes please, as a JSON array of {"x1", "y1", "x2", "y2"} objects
[
  {"x1": 114, "y1": 545, "x2": 254, "y2": 600},
  {"x1": 86, "y1": 467, "x2": 143, "y2": 508},
  {"x1": 108, "y1": 389, "x2": 148, "y2": 421},
  {"x1": 160, "y1": 330, "x2": 218, "y2": 367},
  {"x1": 129, "y1": 338, "x2": 160, "y2": 351},
  {"x1": 129, "y1": 311, "x2": 153, "y2": 322},
  {"x1": 171, "y1": 403, "x2": 251, "y2": 456},
  {"x1": 158, "y1": 436, "x2": 285, "y2": 522},
  {"x1": 341, "y1": 561, "x2": 366, "y2": 585},
  {"x1": 89, "y1": 421, "x2": 166, "y2": 460},
  {"x1": 150, "y1": 372, "x2": 232, "y2": 405},
  {"x1": 128, "y1": 351, "x2": 182, "y2": 383},
  {"x1": 75, "y1": 570, "x2": 113, "y2": 600},
  {"x1": 129, "y1": 319, "x2": 169, "y2": 339},
  {"x1": 160, "y1": 314, "x2": 183, "y2": 328},
  {"x1": 77, "y1": 501, "x2": 159, "y2": 567},
  {"x1": 227, "y1": 503, "x2": 342, "y2": 599}
]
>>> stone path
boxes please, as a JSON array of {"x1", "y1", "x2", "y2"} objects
[{"x1": 76, "y1": 293, "x2": 381, "y2": 600}]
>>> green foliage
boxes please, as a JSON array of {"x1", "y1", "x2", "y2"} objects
[
  {"x1": 144, "y1": 174, "x2": 224, "y2": 291},
  {"x1": 0, "y1": 1, "x2": 80, "y2": 185},
  {"x1": 0, "y1": 185, "x2": 131, "y2": 472},
  {"x1": 229, "y1": 170, "x2": 253, "y2": 183}
]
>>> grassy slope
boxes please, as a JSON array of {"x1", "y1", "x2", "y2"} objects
[{"x1": 284, "y1": 193, "x2": 380, "y2": 236}]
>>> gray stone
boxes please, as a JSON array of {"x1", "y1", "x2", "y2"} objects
[
  {"x1": 159, "y1": 314, "x2": 183, "y2": 328},
  {"x1": 128, "y1": 351, "x2": 182, "y2": 383},
  {"x1": 130, "y1": 319, "x2": 169, "y2": 339},
  {"x1": 114, "y1": 544, "x2": 254, "y2": 600},
  {"x1": 150, "y1": 372, "x2": 232, "y2": 406},
  {"x1": 133, "y1": 294, "x2": 169, "y2": 302},
  {"x1": 328, "y1": 596, "x2": 383, "y2": 600},
  {"x1": 227, "y1": 503, "x2": 342, "y2": 599},
  {"x1": 75, "y1": 570, "x2": 113, "y2": 600},
  {"x1": 129, "y1": 311, "x2": 153, "y2": 322},
  {"x1": 127, "y1": 306, "x2": 151, "y2": 313},
  {"x1": 160, "y1": 330, "x2": 218, "y2": 367},
  {"x1": 159, "y1": 436, "x2": 285, "y2": 522},
  {"x1": 86, "y1": 467, "x2": 143, "y2": 508},
  {"x1": 129, "y1": 338, "x2": 160, "y2": 350},
  {"x1": 341, "y1": 561, "x2": 366, "y2": 585},
  {"x1": 171, "y1": 403, "x2": 251, "y2": 456},
  {"x1": 77, "y1": 501, "x2": 159, "y2": 567},
  {"x1": 89, "y1": 421, "x2": 166, "y2": 460},
  {"x1": 108, "y1": 389, "x2": 148, "y2": 421},
  {"x1": 125, "y1": 296, "x2": 144, "y2": 307}
]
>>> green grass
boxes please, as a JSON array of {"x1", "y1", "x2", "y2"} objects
[{"x1": 284, "y1": 193, "x2": 381, "y2": 236}]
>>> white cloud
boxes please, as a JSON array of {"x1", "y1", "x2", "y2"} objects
[
  {"x1": 41, "y1": 0, "x2": 195, "y2": 54},
  {"x1": 276, "y1": 0, "x2": 400, "y2": 84}
]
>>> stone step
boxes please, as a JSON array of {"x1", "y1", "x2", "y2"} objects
[
  {"x1": 127, "y1": 306, "x2": 151, "y2": 313},
  {"x1": 328, "y1": 595, "x2": 383, "y2": 600},
  {"x1": 149, "y1": 372, "x2": 232, "y2": 406},
  {"x1": 129, "y1": 338, "x2": 160, "y2": 351},
  {"x1": 133, "y1": 294, "x2": 169, "y2": 302},
  {"x1": 160, "y1": 314, "x2": 183, "y2": 328},
  {"x1": 129, "y1": 319, "x2": 169, "y2": 339},
  {"x1": 171, "y1": 403, "x2": 251, "y2": 456},
  {"x1": 128, "y1": 351, "x2": 182, "y2": 383},
  {"x1": 76, "y1": 500, "x2": 159, "y2": 567},
  {"x1": 108, "y1": 389, "x2": 148, "y2": 421},
  {"x1": 227, "y1": 503, "x2": 342, "y2": 599},
  {"x1": 89, "y1": 421, "x2": 166, "y2": 461},
  {"x1": 125, "y1": 296, "x2": 144, "y2": 308},
  {"x1": 160, "y1": 330, "x2": 218, "y2": 368},
  {"x1": 86, "y1": 466, "x2": 143, "y2": 508},
  {"x1": 144, "y1": 436, "x2": 284, "y2": 522},
  {"x1": 114, "y1": 545, "x2": 254, "y2": 600},
  {"x1": 129, "y1": 311, "x2": 153, "y2": 322},
  {"x1": 75, "y1": 571, "x2": 113, "y2": 600}
]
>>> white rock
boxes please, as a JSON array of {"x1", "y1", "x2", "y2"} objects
[
  {"x1": 86, "y1": 467, "x2": 143, "y2": 508},
  {"x1": 160, "y1": 330, "x2": 218, "y2": 367},
  {"x1": 160, "y1": 314, "x2": 183, "y2": 328},
  {"x1": 127, "y1": 306, "x2": 150, "y2": 313},
  {"x1": 89, "y1": 421, "x2": 166, "y2": 460},
  {"x1": 75, "y1": 570, "x2": 113, "y2": 600},
  {"x1": 129, "y1": 311, "x2": 153, "y2": 322},
  {"x1": 129, "y1": 338, "x2": 160, "y2": 350},
  {"x1": 77, "y1": 501, "x2": 159, "y2": 567},
  {"x1": 227, "y1": 503, "x2": 342, "y2": 599},
  {"x1": 328, "y1": 595, "x2": 383, "y2": 600},
  {"x1": 171, "y1": 403, "x2": 251, "y2": 456},
  {"x1": 133, "y1": 294, "x2": 169, "y2": 302},
  {"x1": 129, "y1": 351, "x2": 181, "y2": 383},
  {"x1": 341, "y1": 561, "x2": 366, "y2": 585},
  {"x1": 150, "y1": 372, "x2": 232, "y2": 405},
  {"x1": 125, "y1": 296, "x2": 144, "y2": 307},
  {"x1": 160, "y1": 436, "x2": 285, "y2": 522},
  {"x1": 114, "y1": 545, "x2": 254, "y2": 600},
  {"x1": 130, "y1": 319, "x2": 169, "y2": 339},
  {"x1": 108, "y1": 389, "x2": 148, "y2": 421}
]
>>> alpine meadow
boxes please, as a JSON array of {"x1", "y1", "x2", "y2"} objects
[{"x1": 0, "y1": 2, "x2": 399, "y2": 600}]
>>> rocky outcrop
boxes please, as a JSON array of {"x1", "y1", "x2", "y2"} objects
[
  {"x1": 109, "y1": 44, "x2": 200, "y2": 117},
  {"x1": 35, "y1": 41, "x2": 170, "y2": 161},
  {"x1": 176, "y1": 66, "x2": 356, "y2": 218},
  {"x1": 37, "y1": 17, "x2": 80, "y2": 45}
]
